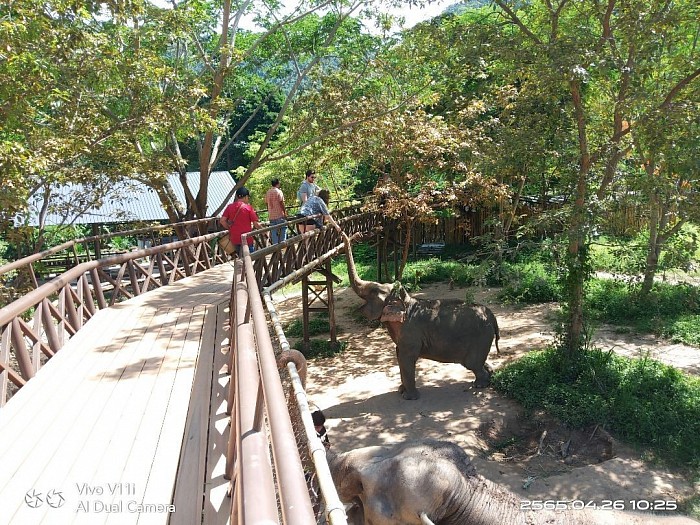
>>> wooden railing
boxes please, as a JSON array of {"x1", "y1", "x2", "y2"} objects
[
  {"x1": 0, "y1": 217, "x2": 220, "y2": 287},
  {"x1": 0, "y1": 230, "x2": 231, "y2": 405},
  {"x1": 0, "y1": 203, "x2": 380, "y2": 524},
  {"x1": 226, "y1": 209, "x2": 379, "y2": 524}
]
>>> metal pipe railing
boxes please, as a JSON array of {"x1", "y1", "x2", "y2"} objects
[
  {"x1": 233, "y1": 261, "x2": 279, "y2": 524},
  {"x1": 240, "y1": 240, "x2": 317, "y2": 523}
]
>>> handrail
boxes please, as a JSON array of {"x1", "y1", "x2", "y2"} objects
[
  {"x1": 242, "y1": 243, "x2": 317, "y2": 522},
  {"x1": 0, "y1": 232, "x2": 223, "y2": 326},
  {"x1": 0, "y1": 229, "x2": 230, "y2": 404},
  {"x1": 0, "y1": 202, "x2": 381, "y2": 523},
  {"x1": 0, "y1": 217, "x2": 220, "y2": 278}
]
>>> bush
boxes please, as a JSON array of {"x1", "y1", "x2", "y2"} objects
[
  {"x1": 497, "y1": 261, "x2": 562, "y2": 303},
  {"x1": 295, "y1": 339, "x2": 347, "y2": 359},
  {"x1": 663, "y1": 315, "x2": 700, "y2": 346},
  {"x1": 586, "y1": 279, "x2": 700, "y2": 344},
  {"x1": 283, "y1": 313, "x2": 331, "y2": 338},
  {"x1": 492, "y1": 348, "x2": 700, "y2": 467}
]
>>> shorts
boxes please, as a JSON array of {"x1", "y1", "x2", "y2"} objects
[{"x1": 295, "y1": 213, "x2": 320, "y2": 227}]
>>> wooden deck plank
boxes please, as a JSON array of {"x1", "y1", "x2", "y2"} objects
[
  {"x1": 34, "y1": 307, "x2": 173, "y2": 525},
  {"x1": 3, "y1": 308, "x2": 164, "y2": 524},
  {"x1": 0, "y1": 306, "x2": 153, "y2": 499},
  {"x1": 202, "y1": 303, "x2": 234, "y2": 525},
  {"x1": 169, "y1": 306, "x2": 219, "y2": 525},
  {"x1": 0, "y1": 265, "x2": 235, "y2": 525},
  {"x1": 134, "y1": 308, "x2": 208, "y2": 525},
  {"x1": 95, "y1": 308, "x2": 204, "y2": 525},
  {"x1": 121, "y1": 265, "x2": 234, "y2": 310},
  {"x1": 61, "y1": 308, "x2": 186, "y2": 525},
  {"x1": 0, "y1": 306, "x2": 132, "y2": 430}
]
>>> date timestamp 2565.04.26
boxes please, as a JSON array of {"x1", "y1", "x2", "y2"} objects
[{"x1": 520, "y1": 500, "x2": 678, "y2": 511}]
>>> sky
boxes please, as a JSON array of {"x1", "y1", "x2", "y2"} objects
[
  {"x1": 378, "y1": 0, "x2": 452, "y2": 29},
  {"x1": 151, "y1": 1, "x2": 454, "y2": 32},
  {"x1": 240, "y1": 1, "x2": 455, "y2": 34}
]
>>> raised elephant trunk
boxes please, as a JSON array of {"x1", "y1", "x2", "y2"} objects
[
  {"x1": 339, "y1": 227, "x2": 498, "y2": 398},
  {"x1": 339, "y1": 229, "x2": 372, "y2": 297}
]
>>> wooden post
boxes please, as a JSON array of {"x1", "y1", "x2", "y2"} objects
[
  {"x1": 301, "y1": 274, "x2": 310, "y2": 349},
  {"x1": 301, "y1": 265, "x2": 341, "y2": 348},
  {"x1": 326, "y1": 260, "x2": 337, "y2": 344}
]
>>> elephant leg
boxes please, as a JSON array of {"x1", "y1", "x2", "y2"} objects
[
  {"x1": 470, "y1": 364, "x2": 491, "y2": 388},
  {"x1": 396, "y1": 344, "x2": 420, "y2": 400}
]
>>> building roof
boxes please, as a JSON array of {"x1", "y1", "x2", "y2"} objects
[{"x1": 21, "y1": 172, "x2": 237, "y2": 226}]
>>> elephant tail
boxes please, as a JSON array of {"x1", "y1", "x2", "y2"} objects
[{"x1": 493, "y1": 318, "x2": 500, "y2": 356}]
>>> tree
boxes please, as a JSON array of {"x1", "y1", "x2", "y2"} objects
[
  {"x1": 0, "y1": 0, "x2": 196, "y2": 248},
  {"x1": 632, "y1": 97, "x2": 700, "y2": 295},
  {"x1": 487, "y1": 0, "x2": 700, "y2": 358},
  {"x1": 155, "y1": 0, "x2": 412, "y2": 222}
]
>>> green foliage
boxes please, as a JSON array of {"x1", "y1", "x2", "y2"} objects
[
  {"x1": 661, "y1": 315, "x2": 700, "y2": 346},
  {"x1": 400, "y1": 257, "x2": 484, "y2": 288},
  {"x1": 295, "y1": 339, "x2": 347, "y2": 359},
  {"x1": 107, "y1": 236, "x2": 137, "y2": 252},
  {"x1": 0, "y1": 238, "x2": 9, "y2": 267},
  {"x1": 590, "y1": 235, "x2": 647, "y2": 276},
  {"x1": 592, "y1": 226, "x2": 700, "y2": 276},
  {"x1": 586, "y1": 279, "x2": 700, "y2": 345},
  {"x1": 283, "y1": 313, "x2": 331, "y2": 338},
  {"x1": 493, "y1": 348, "x2": 700, "y2": 466},
  {"x1": 497, "y1": 261, "x2": 562, "y2": 304},
  {"x1": 661, "y1": 224, "x2": 700, "y2": 273}
]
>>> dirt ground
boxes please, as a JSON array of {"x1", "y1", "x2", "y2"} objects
[{"x1": 272, "y1": 282, "x2": 700, "y2": 512}]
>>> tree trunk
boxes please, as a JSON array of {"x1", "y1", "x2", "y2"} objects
[
  {"x1": 641, "y1": 192, "x2": 661, "y2": 295},
  {"x1": 398, "y1": 218, "x2": 414, "y2": 281},
  {"x1": 565, "y1": 80, "x2": 592, "y2": 359}
]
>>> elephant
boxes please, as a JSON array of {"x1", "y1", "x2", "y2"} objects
[
  {"x1": 327, "y1": 438, "x2": 698, "y2": 525},
  {"x1": 339, "y1": 230, "x2": 500, "y2": 399}
]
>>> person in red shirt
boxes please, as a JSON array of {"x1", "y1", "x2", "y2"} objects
[{"x1": 219, "y1": 187, "x2": 261, "y2": 257}]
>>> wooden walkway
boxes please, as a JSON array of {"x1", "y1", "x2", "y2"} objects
[{"x1": 0, "y1": 264, "x2": 236, "y2": 525}]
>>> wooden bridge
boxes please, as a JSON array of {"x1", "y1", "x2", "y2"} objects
[{"x1": 0, "y1": 208, "x2": 380, "y2": 525}]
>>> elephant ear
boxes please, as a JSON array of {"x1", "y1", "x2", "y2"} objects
[{"x1": 335, "y1": 466, "x2": 364, "y2": 501}]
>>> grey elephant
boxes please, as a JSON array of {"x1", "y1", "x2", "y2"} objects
[
  {"x1": 339, "y1": 230, "x2": 499, "y2": 399},
  {"x1": 327, "y1": 438, "x2": 698, "y2": 525}
]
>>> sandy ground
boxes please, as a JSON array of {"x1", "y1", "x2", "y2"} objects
[{"x1": 272, "y1": 282, "x2": 700, "y2": 513}]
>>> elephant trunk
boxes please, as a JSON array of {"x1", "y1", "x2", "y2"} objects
[
  {"x1": 340, "y1": 229, "x2": 372, "y2": 297},
  {"x1": 447, "y1": 476, "x2": 526, "y2": 525}
]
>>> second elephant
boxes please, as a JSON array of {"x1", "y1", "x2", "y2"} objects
[
  {"x1": 328, "y1": 438, "x2": 698, "y2": 525},
  {"x1": 340, "y1": 231, "x2": 500, "y2": 400}
]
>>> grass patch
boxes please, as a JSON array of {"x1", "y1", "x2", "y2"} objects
[
  {"x1": 586, "y1": 280, "x2": 700, "y2": 346},
  {"x1": 294, "y1": 339, "x2": 348, "y2": 359},
  {"x1": 283, "y1": 313, "x2": 331, "y2": 337},
  {"x1": 492, "y1": 347, "x2": 700, "y2": 467}
]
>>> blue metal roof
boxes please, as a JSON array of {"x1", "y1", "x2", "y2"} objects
[{"x1": 20, "y1": 172, "x2": 237, "y2": 226}]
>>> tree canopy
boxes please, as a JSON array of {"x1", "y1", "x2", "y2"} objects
[{"x1": 2, "y1": 0, "x2": 698, "y2": 357}]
